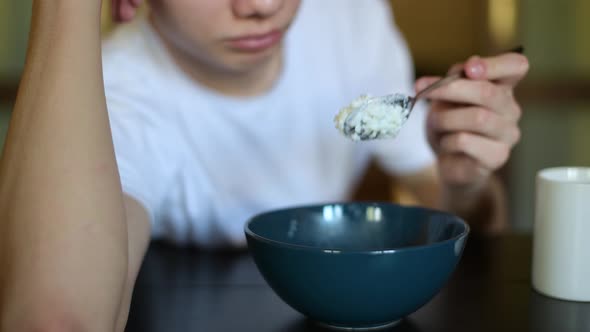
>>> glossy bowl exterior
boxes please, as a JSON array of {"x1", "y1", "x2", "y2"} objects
[{"x1": 245, "y1": 202, "x2": 469, "y2": 329}]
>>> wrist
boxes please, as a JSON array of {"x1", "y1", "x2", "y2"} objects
[
  {"x1": 442, "y1": 179, "x2": 489, "y2": 212},
  {"x1": 442, "y1": 178, "x2": 491, "y2": 207},
  {"x1": 442, "y1": 176, "x2": 507, "y2": 234},
  {"x1": 442, "y1": 177, "x2": 492, "y2": 221}
]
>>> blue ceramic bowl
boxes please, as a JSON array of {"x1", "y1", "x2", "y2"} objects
[{"x1": 245, "y1": 202, "x2": 469, "y2": 330}]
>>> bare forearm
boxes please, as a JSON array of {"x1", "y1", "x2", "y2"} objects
[{"x1": 0, "y1": 1, "x2": 128, "y2": 331}]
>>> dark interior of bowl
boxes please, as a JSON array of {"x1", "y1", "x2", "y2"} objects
[{"x1": 247, "y1": 203, "x2": 467, "y2": 251}]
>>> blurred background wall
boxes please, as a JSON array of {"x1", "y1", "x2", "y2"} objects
[{"x1": 1, "y1": 0, "x2": 589, "y2": 231}]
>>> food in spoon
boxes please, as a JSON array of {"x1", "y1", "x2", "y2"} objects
[{"x1": 334, "y1": 94, "x2": 407, "y2": 141}]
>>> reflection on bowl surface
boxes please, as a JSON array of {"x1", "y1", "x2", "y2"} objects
[{"x1": 245, "y1": 202, "x2": 469, "y2": 330}]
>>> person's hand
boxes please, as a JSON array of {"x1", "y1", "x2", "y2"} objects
[
  {"x1": 416, "y1": 52, "x2": 529, "y2": 192},
  {"x1": 112, "y1": 0, "x2": 143, "y2": 22}
]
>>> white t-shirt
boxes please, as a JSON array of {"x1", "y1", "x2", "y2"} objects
[{"x1": 102, "y1": 0, "x2": 435, "y2": 248}]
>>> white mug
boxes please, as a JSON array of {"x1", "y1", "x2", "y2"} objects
[{"x1": 532, "y1": 167, "x2": 590, "y2": 302}]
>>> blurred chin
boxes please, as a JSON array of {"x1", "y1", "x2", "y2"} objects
[{"x1": 222, "y1": 44, "x2": 282, "y2": 72}]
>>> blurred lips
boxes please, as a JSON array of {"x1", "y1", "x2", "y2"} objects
[{"x1": 226, "y1": 30, "x2": 283, "y2": 52}]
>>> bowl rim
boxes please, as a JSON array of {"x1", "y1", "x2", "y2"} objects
[{"x1": 244, "y1": 201, "x2": 470, "y2": 254}]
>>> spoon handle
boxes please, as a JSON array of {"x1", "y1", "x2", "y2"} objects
[
  {"x1": 413, "y1": 45, "x2": 525, "y2": 103},
  {"x1": 414, "y1": 72, "x2": 462, "y2": 102}
]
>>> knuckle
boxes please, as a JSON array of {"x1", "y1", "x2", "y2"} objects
[
  {"x1": 473, "y1": 108, "x2": 491, "y2": 130},
  {"x1": 511, "y1": 127, "x2": 522, "y2": 145},
  {"x1": 480, "y1": 83, "x2": 498, "y2": 103},
  {"x1": 495, "y1": 145, "x2": 511, "y2": 168},
  {"x1": 435, "y1": 83, "x2": 452, "y2": 98},
  {"x1": 454, "y1": 133, "x2": 471, "y2": 150},
  {"x1": 513, "y1": 103, "x2": 523, "y2": 120},
  {"x1": 436, "y1": 113, "x2": 454, "y2": 130},
  {"x1": 504, "y1": 86, "x2": 514, "y2": 99},
  {"x1": 441, "y1": 133, "x2": 471, "y2": 153}
]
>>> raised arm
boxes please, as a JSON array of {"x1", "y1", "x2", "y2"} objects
[{"x1": 0, "y1": 1, "x2": 145, "y2": 331}]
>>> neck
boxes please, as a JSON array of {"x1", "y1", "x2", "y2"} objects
[{"x1": 150, "y1": 18, "x2": 283, "y2": 98}]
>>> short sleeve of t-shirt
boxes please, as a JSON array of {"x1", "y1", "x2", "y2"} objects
[
  {"x1": 359, "y1": 1, "x2": 436, "y2": 175},
  {"x1": 103, "y1": 60, "x2": 180, "y2": 228}
]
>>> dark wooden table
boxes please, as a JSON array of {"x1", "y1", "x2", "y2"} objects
[{"x1": 125, "y1": 233, "x2": 590, "y2": 332}]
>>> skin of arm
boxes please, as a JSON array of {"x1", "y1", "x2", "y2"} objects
[{"x1": 0, "y1": 1, "x2": 150, "y2": 331}]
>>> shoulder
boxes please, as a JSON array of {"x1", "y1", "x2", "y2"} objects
[
  {"x1": 291, "y1": 0, "x2": 413, "y2": 93},
  {"x1": 101, "y1": 17, "x2": 177, "y2": 125},
  {"x1": 294, "y1": 0, "x2": 404, "y2": 57},
  {"x1": 101, "y1": 17, "x2": 172, "y2": 96}
]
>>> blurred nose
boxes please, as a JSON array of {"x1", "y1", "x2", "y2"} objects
[{"x1": 232, "y1": 0, "x2": 284, "y2": 18}]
